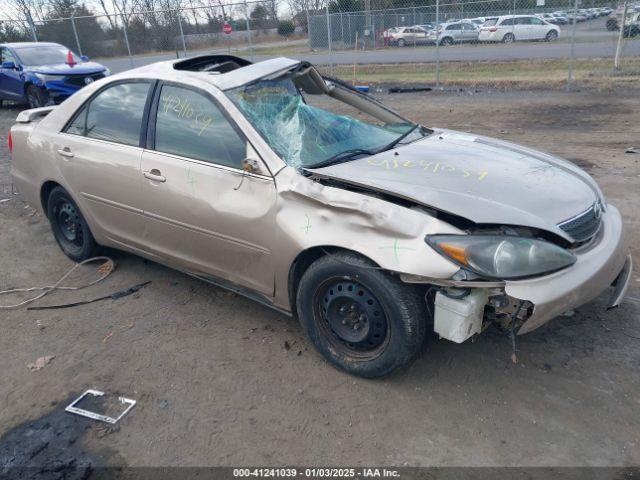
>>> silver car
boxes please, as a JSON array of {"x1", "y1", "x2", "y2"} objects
[
  {"x1": 386, "y1": 26, "x2": 433, "y2": 47},
  {"x1": 9, "y1": 55, "x2": 633, "y2": 378},
  {"x1": 436, "y1": 21, "x2": 480, "y2": 45}
]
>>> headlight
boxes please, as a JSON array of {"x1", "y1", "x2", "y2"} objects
[
  {"x1": 426, "y1": 234, "x2": 576, "y2": 279},
  {"x1": 103, "y1": 68, "x2": 111, "y2": 76},
  {"x1": 34, "y1": 73, "x2": 62, "y2": 84}
]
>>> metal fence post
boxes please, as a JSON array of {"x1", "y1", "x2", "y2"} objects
[
  {"x1": 120, "y1": 12, "x2": 134, "y2": 68},
  {"x1": 435, "y1": 0, "x2": 440, "y2": 88},
  {"x1": 70, "y1": 15, "x2": 83, "y2": 56},
  {"x1": 326, "y1": 4, "x2": 333, "y2": 75},
  {"x1": 614, "y1": 1, "x2": 629, "y2": 70},
  {"x1": 566, "y1": 0, "x2": 579, "y2": 90},
  {"x1": 26, "y1": 10, "x2": 38, "y2": 41},
  {"x1": 176, "y1": 9, "x2": 187, "y2": 57},
  {"x1": 244, "y1": 1, "x2": 253, "y2": 61},
  {"x1": 306, "y1": 8, "x2": 311, "y2": 49}
]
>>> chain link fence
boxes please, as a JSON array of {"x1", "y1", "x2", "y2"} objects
[
  {"x1": 0, "y1": 0, "x2": 638, "y2": 89},
  {"x1": 310, "y1": 0, "x2": 639, "y2": 89}
]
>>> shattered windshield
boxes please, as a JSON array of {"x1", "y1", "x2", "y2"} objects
[{"x1": 227, "y1": 76, "x2": 417, "y2": 168}]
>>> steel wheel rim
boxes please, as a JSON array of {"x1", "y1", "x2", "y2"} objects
[
  {"x1": 55, "y1": 200, "x2": 84, "y2": 248},
  {"x1": 314, "y1": 277, "x2": 390, "y2": 359}
]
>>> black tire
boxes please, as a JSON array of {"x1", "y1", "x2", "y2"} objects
[
  {"x1": 25, "y1": 85, "x2": 47, "y2": 108},
  {"x1": 397, "y1": 38, "x2": 406, "y2": 47},
  {"x1": 46, "y1": 186, "x2": 98, "y2": 262},
  {"x1": 440, "y1": 36, "x2": 453, "y2": 46},
  {"x1": 296, "y1": 251, "x2": 427, "y2": 378},
  {"x1": 545, "y1": 30, "x2": 558, "y2": 41},
  {"x1": 502, "y1": 33, "x2": 515, "y2": 43}
]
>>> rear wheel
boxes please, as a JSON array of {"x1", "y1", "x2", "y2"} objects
[
  {"x1": 502, "y1": 33, "x2": 515, "y2": 43},
  {"x1": 440, "y1": 36, "x2": 454, "y2": 46},
  {"x1": 397, "y1": 38, "x2": 406, "y2": 47},
  {"x1": 296, "y1": 251, "x2": 427, "y2": 378},
  {"x1": 545, "y1": 30, "x2": 558, "y2": 41},
  {"x1": 47, "y1": 186, "x2": 99, "y2": 262}
]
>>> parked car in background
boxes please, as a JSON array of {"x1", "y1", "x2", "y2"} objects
[
  {"x1": 9, "y1": 55, "x2": 632, "y2": 378},
  {"x1": 551, "y1": 13, "x2": 569, "y2": 25},
  {"x1": 0, "y1": 42, "x2": 109, "y2": 108},
  {"x1": 385, "y1": 26, "x2": 432, "y2": 47},
  {"x1": 436, "y1": 21, "x2": 480, "y2": 45},
  {"x1": 479, "y1": 15, "x2": 560, "y2": 42},
  {"x1": 537, "y1": 13, "x2": 561, "y2": 24}
]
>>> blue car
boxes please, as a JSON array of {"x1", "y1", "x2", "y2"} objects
[{"x1": 0, "y1": 42, "x2": 110, "y2": 108}]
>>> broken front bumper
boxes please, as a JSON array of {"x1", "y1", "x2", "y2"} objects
[{"x1": 506, "y1": 204, "x2": 632, "y2": 334}]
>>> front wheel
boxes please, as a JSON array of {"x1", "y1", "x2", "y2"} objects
[
  {"x1": 296, "y1": 252, "x2": 427, "y2": 378},
  {"x1": 25, "y1": 85, "x2": 48, "y2": 108},
  {"x1": 397, "y1": 38, "x2": 406, "y2": 47},
  {"x1": 545, "y1": 30, "x2": 558, "y2": 41},
  {"x1": 47, "y1": 186, "x2": 99, "y2": 262},
  {"x1": 439, "y1": 37, "x2": 454, "y2": 46}
]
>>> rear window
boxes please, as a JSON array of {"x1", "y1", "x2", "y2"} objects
[
  {"x1": 483, "y1": 19, "x2": 498, "y2": 26},
  {"x1": 66, "y1": 82, "x2": 150, "y2": 146}
]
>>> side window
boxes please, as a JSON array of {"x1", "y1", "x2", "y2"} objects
[
  {"x1": 1, "y1": 48, "x2": 17, "y2": 64},
  {"x1": 500, "y1": 18, "x2": 515, "y2": 26},
  {"x1": 517, "y1": 17, "x2": 532, "y2": 25},
  {"x1": 65, "y1": 82, "x2": 150, "y2": 146},
  {"x1": 154, "y1": 85, "x2": 246, "y2": 169},
  {"x1": 530, "y1": 17, "x2": 544, "y2": 24}
]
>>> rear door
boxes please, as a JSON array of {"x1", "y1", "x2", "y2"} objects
[
  {"x1": 57, "y1": 80, "x2": 153, "y2": 249},
  {"x1": 139, "y1": 82, "x2": 277, "y2": 296},
  {"x1": 0, "y1": 47, "x2": 23, "y2": 101},
  {"x1": 461, "y1": 22, "x2": 479, "y2": 41}
]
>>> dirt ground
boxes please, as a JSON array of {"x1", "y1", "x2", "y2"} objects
[{"x1": 0, "y1": 87, "x2": 639, "y2": 470}]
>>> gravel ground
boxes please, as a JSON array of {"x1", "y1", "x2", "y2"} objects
[{"x1": 0, "y1": 88, "x2": 639, "y2": 470}]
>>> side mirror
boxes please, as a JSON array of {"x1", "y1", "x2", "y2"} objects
[
  {"x1": 1, "y1": 61, "x2": 16, "y2": 70},
  {"x1": 80, "y1": 55, "x2": 89, "y2": 62}
]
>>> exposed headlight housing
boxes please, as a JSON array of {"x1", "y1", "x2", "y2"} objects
[
  {"x1": 426, "y1": 234, "x2": 576, "y2": 279},
  {"x1": 34, "y1": 73, "x2": 63, "y2": 84}
]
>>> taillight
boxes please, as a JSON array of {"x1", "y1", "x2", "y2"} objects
[
  {"x1": 8, "y1": 131, "x2": 12, "y2": 155},
  {"x1": 489, "y1": 26, "x2": 498, "y2": 32}
]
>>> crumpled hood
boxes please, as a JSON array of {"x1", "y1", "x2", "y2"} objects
[
  {"x1": 27, "y1": 62, "x2": 106, "y2": 75},
  {"x1": 308, "y1": 130, "x2": 602, "y2": 241}
]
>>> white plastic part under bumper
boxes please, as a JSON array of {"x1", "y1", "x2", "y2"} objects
[{"x1": 506, "y1": 204, "x2": 632, "y2": 335}]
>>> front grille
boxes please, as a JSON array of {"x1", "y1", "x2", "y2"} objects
[
  {"x1": 64, "y1": 73, "x2": 105, "y2": 87},
  {"x1": 558, "y1": 202, "x2": 602, "y2": 243}
]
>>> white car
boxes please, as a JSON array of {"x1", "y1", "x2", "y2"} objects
[{"x1": 479, "y1": 15, "x2": 560, "y2": 43}]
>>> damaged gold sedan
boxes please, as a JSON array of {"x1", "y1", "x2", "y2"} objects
[{"x1": 10, "y1": 55, "x2": 632, "y2": 377}]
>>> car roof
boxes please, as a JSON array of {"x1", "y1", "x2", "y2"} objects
[
  {"x1": 1, "y1": 42, "x2": 63, "y2": 49},
  {"x1": 112, "y1": 55, "x2": 301, "y2": 92},
  {"x1": 497, "y1": 14, "x2": 537, "y2": 19}
]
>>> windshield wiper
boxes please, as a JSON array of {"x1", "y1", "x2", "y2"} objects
[
  {"x1": 307, "y1": 148, "x2": 376, "y2": 169},
  {"x1": 378, "y1": 124, "x2": 422, "y2": 153}
]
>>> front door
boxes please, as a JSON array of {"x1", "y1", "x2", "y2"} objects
[
  {"x1": 140, "y1": 83, "x2": 277, "y2": 296},
  {"x1": 0, "y1": 47, "x2": 23, "y2": 101},
  {"x1": 56, "y1": 81, "x2": 152, "y2": 249}
]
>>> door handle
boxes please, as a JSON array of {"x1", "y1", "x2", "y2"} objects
[
  {"x1": 57, "y1": 148, "x2": 74, "y2": 158},
  {"x1": 143, "y1": 169, "x2": 166, "y2": 182}
]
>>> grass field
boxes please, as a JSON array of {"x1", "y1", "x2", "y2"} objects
[{"x1": 322, "y1": 57, "x2": 640, "y2": 88}]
